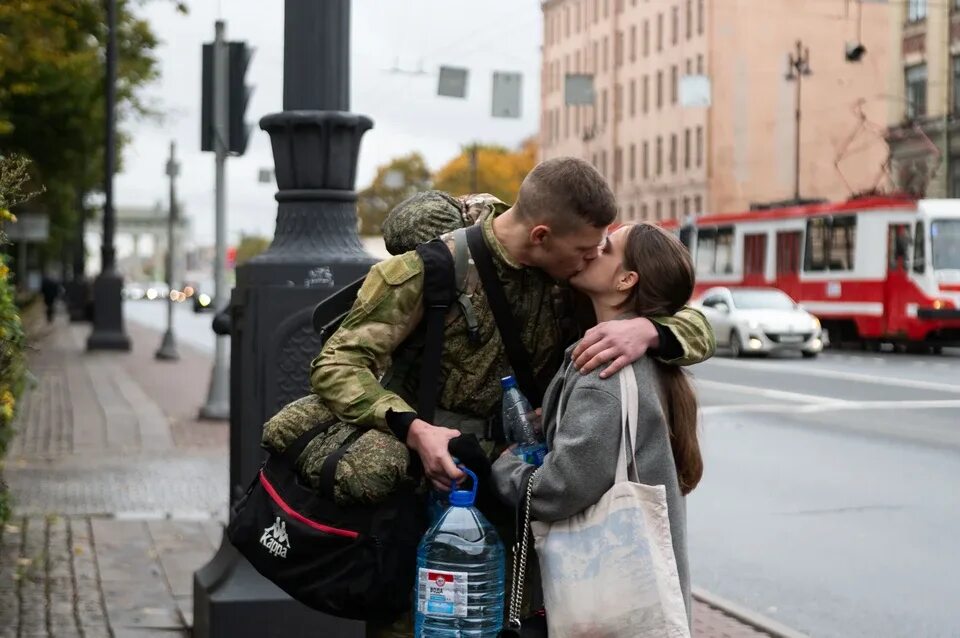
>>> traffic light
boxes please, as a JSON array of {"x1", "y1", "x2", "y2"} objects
[
  {"x1": 200, "y1": 43, "x2": 214, "y2": 152},
  {"x1": 228, "y1": 42, "x2": 254, "y2": 155}
]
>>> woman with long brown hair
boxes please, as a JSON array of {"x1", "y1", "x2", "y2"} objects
[{"x1": 492, "y1": 221, "x2": 703, "y2": 621}]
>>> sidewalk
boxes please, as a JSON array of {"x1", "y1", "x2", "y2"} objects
[{"x1": 0, "y1": 314, "x2": 795, "y2": 637}]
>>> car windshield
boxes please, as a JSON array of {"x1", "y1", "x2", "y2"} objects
[
  {"x1": 931, "y1": 219, "x2": 960, "y2": 270},
  {"x1": 730, "y1": 289, "x2": 796, "y2": 310}
]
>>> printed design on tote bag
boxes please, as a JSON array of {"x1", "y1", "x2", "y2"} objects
[{"x1": 260, "y1": 516, "x2": 291, "y2": 558}]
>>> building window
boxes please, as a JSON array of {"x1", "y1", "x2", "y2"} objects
[
  {"x1": 686, "y1": 0, "x2": 692, "y2": 39},
  {"x1": 629, "y1": 79, "x2": 636, "y2": 116},
  {"x1": 908, "y1": 0, "x2": 927, "y2": 22},
  {"x1": 642, "y1": 141, "x2": 649, "y2": 178},
  {"x1": 564, "y1": 106, "x2": 570, "y2": 139},
  {"x1": 656, "y1": 70, "x2": 663, "y2": 108},
  {"x1": 683, "y1": 197, "x2": 690, "y2": 217},
  {"x1": 696, "y1": 126, "x2": 704, "y2": 167},
  {"x1": 603, "y1": 36, "x2": 609, "y2": 72},
  {"x1": 643, "y1": 20, "x2": 650, "y2": 57},
  {"x1": 655, "y1": 200, "x2": 663, "y2": 221},
  {"x1": 643, "y1": 75, "x2": 649, "y2": 113},
  {"x1": 628, "y1": 204, "x2": 635, "y2": 220},
  {"x1": 694, "y1": 195, "x2": 702, "y2": 212},
  {"x1": 576, "y1": 1, "x2": 582, "y2": 32},
  {"x1": 697, "y1": 0, "x2": 704, "y2": 34},
  {"x1": 641, "y1": 203, "x2": 649, "y2": 220},
  {"x1": 629, "y1": 144, "x2": 636, "y2": 179},
  {"x1": 656, "y1": 136, "x2": 663, "y2": 175},
  {"x1": 575, "y1": 104, "x2": 581, "y2": 134},
  {"x1": 594, "y1": 0, "x2": 599, "y2": 24},
  {"x1": 906, "y1": 64, "x2": 927, "y2": 119},
  {"x1": 670, "y1": 133, "x2": 678, "y2": 173},
  {"x1": 953, "y1": 56, "x2": 960, "y2": 115},
  {"x1": 657, "y1": 13, "x2": 663, "y2": 51},
  {"x1": 614, "y1": 146, "x2": 623, "y2": 183},
  {"x1": 686, "y1": 58, "x2": 692, "y2": 74},
  {"x1": 684, "y1": 128, "x2": 691, "y2": 169},
  {"x1": 592, "y1": 152, "x2": 598, "y2": 167},
  {"x1": 565, "y1": 5, "x2": 570, "y2": 37},
  {"x1": 601, "y1": 150, "x2": 608, "y2": 177},
  {"x1": 671, "y1": 65, "x2": 678, "y2": 104},
  {"x1": 615, "y1": 30, "x2": 624, "y2": 67},
  {"x1": 630, "y1": 26, "x2": 637, "y2": 62},
  {"x1": 602, "y1": 89, "x2": 608, "y2": 124},
  {"x1": 670, "y1": 199, "x2": 677, "y2": 219},
  {"x1": 593, "y1": 41, "x2": 599, "y2": 73},
  {"x1": 615, "y1": 83, "x2": 623, "y2": 122},
  {"x1": 604, "y1": 0, "x2": 609, "y2": 18},
  {"x1": 671, "y1": 6, "x2": 679, "y2": 45},
  {"x1": 616, "y1": 0, "x2": 624, "y2": 14},
  {"x1": 697, "y1": 54, "x2": 704, "y2": 74}
]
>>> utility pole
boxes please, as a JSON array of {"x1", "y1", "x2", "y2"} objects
[
  {"x1": 469, "y1": 143, "x2": 479, "y2": 192},
  {"x1": 156, "y1": 140, "x2": 180, "y2": 361},
  {"x1": 199, "y1": 20, "x2": 230, "y2": 419},
  {"x1": 87, "y1": 0, "x2": 131, "y2": 351},
  {"x1": 786, "y1": 40, "x2": 812, "y2": 203}
]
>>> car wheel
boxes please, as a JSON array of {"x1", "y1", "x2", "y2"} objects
[
  {"x1": 729, "y1": 331, "x2": 743, "y2": 358},
  {"x1": 801, "y1": 350, "x2": 818, "y2": 359}
]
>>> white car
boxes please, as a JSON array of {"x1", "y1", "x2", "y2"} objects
[{"x1": 696, "y1": 287, "x2": 824, "y2": 358}]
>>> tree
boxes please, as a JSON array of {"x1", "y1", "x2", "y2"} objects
[
  {"x1": 234, "y1": 234, "x2": 271, "y2": 267},
  {"x1": 357, "y1": 153, "x2": 432, "y2": 236},
  {"x1": 0, "y1": 0, "x2": 170, "y2": 265},
  {"x1": 432, "y1": 137, "x2": 537, "y2": 204}
]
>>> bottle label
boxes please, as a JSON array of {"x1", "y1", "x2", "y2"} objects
[
  {"x1": 417, "y1": 568, "x2": 469, "y2": 617},
  {"x1": 514, "y1": 443, "x2": 548, "y2": 467}
]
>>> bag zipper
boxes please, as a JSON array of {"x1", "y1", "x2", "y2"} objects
[{"x1": 258, "y1": 470, "x2": 359, "y2": 539}]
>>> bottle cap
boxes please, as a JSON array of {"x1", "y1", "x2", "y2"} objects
[
  {"x1": 449, "y1": 466, "x2": 478, "y2": 507},
  {"x1": 500, "y1": 375, "x2": 517, "y2": 390}
]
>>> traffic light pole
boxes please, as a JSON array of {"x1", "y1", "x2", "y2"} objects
[
  {"x1": 155, "y1": 140, "x2": 180, "y2": 361},
  {"x1": 199, "y1": 19, "x2": 230, "y2": 420}
]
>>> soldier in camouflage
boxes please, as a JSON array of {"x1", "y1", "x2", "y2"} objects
[{"x1": 304, "y1": 158, "x2": 715, "y2": 637}]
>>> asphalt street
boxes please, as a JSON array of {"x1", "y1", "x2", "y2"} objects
[
  {"x1": 125, "y1": 299, "x2": 224, "y2": 355},
  {"x1": 688, "y1": 347, "x2": 960, "y2": 638}
]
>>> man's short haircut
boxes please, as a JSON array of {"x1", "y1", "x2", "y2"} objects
[{"x1": 514, "y1": 157, "x2": 618, "y2": 233}]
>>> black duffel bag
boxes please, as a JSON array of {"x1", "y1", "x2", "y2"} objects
[{"x1": 227, "y1": 421, "x2": 426, "y2": 621}]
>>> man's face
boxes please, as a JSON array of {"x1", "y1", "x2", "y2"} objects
[{"x1": 528, "y1": 222, "x2": 608, "y2": 281}]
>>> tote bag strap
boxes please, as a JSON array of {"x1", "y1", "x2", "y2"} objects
[{"x1": 615, "y1": 367, "x2": 641, "y2": 484}]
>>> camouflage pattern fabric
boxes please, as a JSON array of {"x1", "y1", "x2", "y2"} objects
[
  {"x1": 381, "y1": 191, "x2": 503, "y2": 256},
  {"x1": 261, "y1": 395, "x2": 411, "y2": 506}
]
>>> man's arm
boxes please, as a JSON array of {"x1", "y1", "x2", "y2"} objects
[
  {"x1": 572, "y1": 306, "x2": 716, "y2": 378},
  {"x1": 310, "y1": 252, "x2": 426, "y2": 433}
]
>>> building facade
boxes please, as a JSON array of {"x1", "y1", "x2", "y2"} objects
[
  {"x1": 541, "y1": 0, "x2": 893, "y2": 221},
  {"x1": 886, "y1": 0, "x2": 960, "y2": 199}
]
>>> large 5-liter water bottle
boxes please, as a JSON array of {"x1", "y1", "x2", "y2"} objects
[
  {"x1": 500, "y1": 376, "x2": 547, "y2": 466},
  {"x1": 415, "y1": 467, "x2": 505, "y2": 637}
]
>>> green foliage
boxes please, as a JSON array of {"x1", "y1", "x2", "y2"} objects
[
  {"x1": 357, "y1": 153, "x2": 432, "y2": 236},
  {"x1": 234, "y1": 234, "x2": 271, "y2": 266},
  {"x1": 432, "y1": 137, "x2": 538, "y2": 205}
]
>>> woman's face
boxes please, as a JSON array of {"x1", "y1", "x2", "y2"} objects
[{"x1": 568, "y1": 225, "x2": 633, "y2": 295}]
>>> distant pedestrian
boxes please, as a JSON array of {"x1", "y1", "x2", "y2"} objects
[{"x1": 41, "y1": 274, "x2": 61, "y2": 324}]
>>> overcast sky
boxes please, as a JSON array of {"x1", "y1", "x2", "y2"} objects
[{"x1": 113, "y1": 0, "x2": 543, "y2": 249}]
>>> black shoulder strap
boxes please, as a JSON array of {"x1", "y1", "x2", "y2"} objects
[
  {"x1": 279, "y1": 419, "x2": 337, "y2": 467},
  {"x1": 414, "y1": 240, "x2": 456, "y2": 423},
  {"x1": 464, "y1": 224, "x2": 543, "y2": 407},
  {"x1": 312, "y1": 276, "x2": 365, "y2": 335}
]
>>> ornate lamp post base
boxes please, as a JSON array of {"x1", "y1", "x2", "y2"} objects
[{"x1": 86, "y1": 273, "x2": 131, "y2": 350}]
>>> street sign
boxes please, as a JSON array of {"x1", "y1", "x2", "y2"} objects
[
  {"x1": 438, "y1": 66, "x2": 468, "y2": 98},
  {"x1": 565, "y1": 74, "x2": 595, "y2": 106},
  {"x1": 2, "y1": 213, "x2": 49, "y2": 242},
  {"x1": 492, "y1": 71, "x2": 522, "y2": 118}
]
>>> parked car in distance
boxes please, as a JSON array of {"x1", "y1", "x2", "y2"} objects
[{"x1": 695, "y1": 287, "x2": 824, "y2": 358}]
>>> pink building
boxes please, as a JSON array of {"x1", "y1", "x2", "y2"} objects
[{"x1": 540, "y1": 0, "x2": 894, "y2": 221}]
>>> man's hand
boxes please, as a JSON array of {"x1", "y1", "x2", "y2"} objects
[
  {"x1": 572, "y1": 317, "x2": 659, "y2": 379},
  {"x1": 406, "y1": 419, "x2": 466, "y2": 491}
]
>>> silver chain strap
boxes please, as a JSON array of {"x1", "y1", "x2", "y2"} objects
[{"x1": 507, "y1": 470, "x2": 536, "y2": 630}]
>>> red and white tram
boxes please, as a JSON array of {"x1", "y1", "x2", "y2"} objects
[{"x1": 663, "y1": 196, "x2": 960, "y2": 350}]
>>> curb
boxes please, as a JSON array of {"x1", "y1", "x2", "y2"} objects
[{"x1": 692, "y1": 587, "x2": 810, "y2": 638}]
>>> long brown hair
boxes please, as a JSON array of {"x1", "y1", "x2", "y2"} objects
[{"x1": 621, "y1": 223, "x2": 703, "y2": 495}]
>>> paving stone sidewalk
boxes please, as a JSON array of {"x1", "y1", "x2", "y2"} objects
[{"x1": 0, "y1": 315, "x2": 793, "y2": 638}]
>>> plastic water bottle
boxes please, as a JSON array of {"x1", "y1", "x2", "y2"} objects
[
  {"x1": 415, "y1": 467, "x2": 506, "y2": 637},
  {"x1": 500, "y1": 376, "x2": 547, "y2": 466}
]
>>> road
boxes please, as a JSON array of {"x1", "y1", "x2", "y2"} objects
[
  {"x1": 688, "y1": 347, "x2": 960, "y2": 638},
  {"x1": 124, "y1": 299, "x2": 225, "y2": 355}
]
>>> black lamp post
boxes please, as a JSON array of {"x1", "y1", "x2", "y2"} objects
[
  {"x1": 87, "y1": 0, "x2": 130, "y2": 351},
  {"x1": 192, "y1": 2, "x2": 375, "y2": 636},
  {"x1": 786, "y1": 39, "x2": 812, "y2": 204}
]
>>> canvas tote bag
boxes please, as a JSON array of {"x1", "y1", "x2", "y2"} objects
[{"x1": 529, "y1": 367, "x2": 691, "y2": 638}]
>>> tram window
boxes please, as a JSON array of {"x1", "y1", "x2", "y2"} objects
[
  {"x1": 694, "y1": 226, "x2": 733, "y2": 274},
  {"x1": 914, "y1": 221, "x2": 926, "y2": 273},
  {"x1": 828, "y1": 216, "x2": 856, "y2": 271},
  {"x1": 804, "y1": 217, "x2": 829, "y2": 272}
]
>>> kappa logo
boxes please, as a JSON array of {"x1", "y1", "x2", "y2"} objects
[{"x1": 260, "y1": 517, "x2": 291, "y2": 558}]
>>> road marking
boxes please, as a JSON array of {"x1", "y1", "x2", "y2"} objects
[
  {"x1": 695, "y1": 379, "x2": 848, "y2": 405},
  {"x1": 702, "y1": 399, "x2": 960, "y2": 416},
  {"x1": 703, "y1": 358, "x2": 960, "y2": 393}
]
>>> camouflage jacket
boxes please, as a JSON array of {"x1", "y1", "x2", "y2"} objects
[{"x1": 310, "y1": 199, "x2": 716, "y2": 435}]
